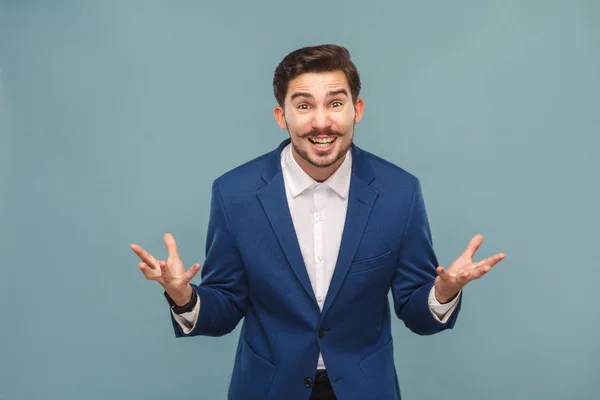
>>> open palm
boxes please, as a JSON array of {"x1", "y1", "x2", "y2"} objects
[
  {"x1": 130, "y1": 233, "x2": 201, "y2": 298},
  {"x1": 434, "y1": 234, "x2": 506, "y2": 303}
]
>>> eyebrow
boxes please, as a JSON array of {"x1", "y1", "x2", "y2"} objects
[{"x1": 290, "y1": 88, "x2": 349, "y2": 101}]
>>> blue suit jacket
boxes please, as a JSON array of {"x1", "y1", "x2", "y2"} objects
[{"x1": 171, "y1": 139, "x2": 461, "y2": 399}]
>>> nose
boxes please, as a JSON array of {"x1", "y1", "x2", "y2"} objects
[{"x1": 311, "y1": 107, "x2": 332, "y2": 132}]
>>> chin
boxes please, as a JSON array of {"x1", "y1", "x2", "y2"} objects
[
  {"x1": 309, "y1": 150, "x2": 346, "y2": 169},
  {"x1": 309, "y1": 157, "x2": 338, "y2": 169}
]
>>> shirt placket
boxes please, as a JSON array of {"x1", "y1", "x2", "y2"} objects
[{"x1": 313, "y1": 185, "x2": 326, "y2": 310}]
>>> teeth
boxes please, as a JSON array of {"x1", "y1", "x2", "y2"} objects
[{"x1": 310, "y1": 137, "x2": 336, "y2": 144}]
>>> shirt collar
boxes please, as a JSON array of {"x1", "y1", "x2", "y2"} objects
[{"x1": 281, "y1": 143, "x2": 352, "y2": 199}]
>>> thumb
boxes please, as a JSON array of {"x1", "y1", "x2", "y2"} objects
[
  {"x1": 436, "y1": 266, "x2": 449, "y2": 280},
  {"x1": 184, "y1": 263, "x2": 202, "y2": 282}
]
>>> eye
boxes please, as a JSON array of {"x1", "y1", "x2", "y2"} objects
[
  {"x1": 331, "y1": 101, "x2": 343, "y2": 108},
  {"x1": 297, "y1": 104, "x2": 310, "y2": 110}
]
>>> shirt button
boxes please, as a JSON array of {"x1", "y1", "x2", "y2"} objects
[
  {"x1": 317, "y1": 255, "x2": 323, "y2": 262},
  {"x1": 318, "y1": 296, "x2": 323, "y2": 303},
  {"x1": 304, "y1": 377, "x2": 314, "y2": 387}
]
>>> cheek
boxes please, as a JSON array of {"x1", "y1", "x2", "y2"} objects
[
  {"x1": 335, "y1": 108, "x2": 356, "y2": 123},
  {"x1": 287, "y1": 117, "x2": 311, "y2": 135},
  {"x1": 334, "y1": 114, "x2": 355, "y2": 132}
]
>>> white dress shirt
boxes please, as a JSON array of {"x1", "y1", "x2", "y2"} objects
[{"x1": 172, "y1": 143, "x2": 460, "y2": 370}]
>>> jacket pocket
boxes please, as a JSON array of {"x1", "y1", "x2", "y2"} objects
[
  {"x1": 348, "y1": 250, "x2": 392, "y2": 274},
  {"x1": 229, "y1": 336, "x2": 276, "y2": 399},
  {"x1": 358, "y1": 337, "x2": 399, "y2": 399}
]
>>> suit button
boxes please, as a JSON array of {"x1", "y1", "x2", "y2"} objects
[
  {"x1": 318, "y1": 328, "x2": 327, "y2": 338},
  {"x1": 304, "y1": 377, "x2": 314, "y2": 387}
]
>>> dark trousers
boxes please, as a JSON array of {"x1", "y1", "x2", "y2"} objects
[{"x1": 310, "y1": 370, "x2": 337, "y2": 400}]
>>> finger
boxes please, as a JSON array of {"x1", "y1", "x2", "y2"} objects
[
  {"x1": 469, "y1": 266, "x2": 491, "y2": 281},
  {"x1": 463, "y1": 234, "x2": 484, "y2": 259},
  {"x1": 158, "y1": 260, "x2": 172, "y2": 279},
  {"x1": 436, "y1": 266, "x2": 450, "y2": 280},
  {"x1": 458, "y1": 270, "x2": 472, "y2": 284},
  {"x1": 131, "y1": 244, "x2": 159, "y2": 270},
  {"x1": 139, "y1": 262, "x2": 161, "y2": 280},
  {"x1": 484, "y1": 253, "x2": 506, "y2": 267},
  {"x1": 464, "y1": 262, "x2": 495, "y2": 282},
  {"x1": 474, "y1": 253, "x2": 506, "y2": 270},
  {"x1": 164, "y1": 233, "x2": 181, "y2": 261},
  {"x1": 184, "y1": 263, "x2": 202, "y2": 282}
]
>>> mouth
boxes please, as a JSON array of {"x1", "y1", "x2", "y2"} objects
[{"x1": 308, "y1": 136, "x2": 337, "y2": 152}]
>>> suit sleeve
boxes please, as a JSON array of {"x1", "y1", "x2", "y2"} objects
[
  {"x1": 170, "y1": 179, "x2": 248, "y2": 337},
  {"x1": 391, "y1": 177, "x2": 462, "y2": 335}
]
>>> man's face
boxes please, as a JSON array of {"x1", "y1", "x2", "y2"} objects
[{"x1": 274, "y1": 70, "x2": 364, "y2": 181}]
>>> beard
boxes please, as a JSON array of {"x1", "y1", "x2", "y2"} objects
[{"x1": 290, "y1": 125, "x2": 354, "y2": 169}]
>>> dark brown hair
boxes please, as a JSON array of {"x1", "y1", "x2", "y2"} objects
[{"x1": 273, "y1": 44, "x2": 361, "y2": 107}]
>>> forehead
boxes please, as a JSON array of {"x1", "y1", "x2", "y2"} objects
[{"x1": 286, "y1": 70, "x2": 350, "y2": 99}]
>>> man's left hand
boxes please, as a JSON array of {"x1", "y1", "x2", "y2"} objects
[{"x1": 434, "y1": 234, "x2": 506, "y2": 304}]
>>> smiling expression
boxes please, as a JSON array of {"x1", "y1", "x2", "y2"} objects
[{"x1": 274, "y1": 70, "x2": 364, "y2": 182}]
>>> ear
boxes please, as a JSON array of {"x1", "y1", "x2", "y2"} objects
[
  {"x1": 353, "y1": 98, "x2": 365, "y2": 124},
  {"x1": 273, "y1": 106, "x2": 287, "y2": 129}
]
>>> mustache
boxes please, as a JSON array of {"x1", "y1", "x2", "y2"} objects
[{"x1": 299, "y1": 128, "x2": 343, "y2": 138}]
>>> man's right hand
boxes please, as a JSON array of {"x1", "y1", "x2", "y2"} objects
[{"x1": 130, "y1": 233, "x2": 201, "y2": 306}]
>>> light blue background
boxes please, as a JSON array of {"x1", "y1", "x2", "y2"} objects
[{"x1": 1, "y1": 1, "x2": 598, "y2": 399}]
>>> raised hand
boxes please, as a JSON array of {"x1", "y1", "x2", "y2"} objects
[
  {"x1": 130, "y1": 233, "x2": 201, "y2": 306},
  {"x1": 434, "y1": 234, "x2": 506, "y2": 304}
]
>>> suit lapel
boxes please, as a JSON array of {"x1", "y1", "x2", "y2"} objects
[
  {"x1": 257, "y1": 139, "x2": 318, "y2": 306},
  {"x1": 321, "y1": 147, "x2": 378, "y2": 317}
]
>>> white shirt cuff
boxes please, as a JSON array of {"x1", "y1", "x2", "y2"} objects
[
  {"x1": 428, "y1": 286, "x2": 460, "y2": 323},
  {"x1": 170, "y1": 296, "x2": 201, "y2": 334}
]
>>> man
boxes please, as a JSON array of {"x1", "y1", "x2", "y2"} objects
[{"x1": 131, "y1": 44, "x2": 505, "y2": 400}]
